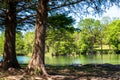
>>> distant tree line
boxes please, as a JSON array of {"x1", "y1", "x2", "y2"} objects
[{"x1": 1, "y1": 16, "x2": 119, "y2": 56}]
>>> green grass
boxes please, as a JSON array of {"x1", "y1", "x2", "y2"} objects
[{"x1": 94, "y1": 45, "x2": 113, "y2": 50}]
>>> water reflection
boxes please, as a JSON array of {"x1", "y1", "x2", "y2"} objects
[
  {"x1": 45, "y1": 54, "x2": 120, "y2": 65},
  {"x1": 17, "y1": 56, "x2": 30, "y2": 64},
  {"x1": 0, "y1": 54, "x2": 120, "y2": 65},
  {"x1": 0, "y1": 56, "x2": 31, "y2": 64}
]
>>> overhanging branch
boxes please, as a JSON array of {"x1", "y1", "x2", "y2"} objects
[
  {"x1": 17, "y1": 14, "x2": 36, "y2": 23},
  {"x1": 49, "y1": 0, "x2": 85, "y2": 11},
  {"x1": 17, "y1": 3, "x2": 37, "y2": 12}
]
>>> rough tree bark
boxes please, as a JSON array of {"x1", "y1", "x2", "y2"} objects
[
  {"x1": 28, "y1": 0, "x2": 48, "y2": 75},
  {"x1": 1, "y1": 1, "x2": 20, "y2": 70}
]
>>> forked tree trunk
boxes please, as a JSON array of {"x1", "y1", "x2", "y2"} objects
[
  {"x1": 28, "y1": 0, "x2": 48, "y2": 75},
  {"x1": 1, "y1": 1, "x2": 20, "y2": 70}
]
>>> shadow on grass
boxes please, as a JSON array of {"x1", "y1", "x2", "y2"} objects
[
  {"x1": 46, "y1": 64, "x2": 120, "y2": 80},
  {"x1": 0, "y1": 64, "x2": 120, "y2": 80}
]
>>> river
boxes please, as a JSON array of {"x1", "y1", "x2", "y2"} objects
[{"x1": 0, "y1": 53, "x2": 120, "y2": 65}]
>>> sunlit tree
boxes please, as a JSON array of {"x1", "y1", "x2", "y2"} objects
[
  {"x1": 16, "y1": 31, "x2": 24, "y2": 55},
  {"x1": 107, "y1": 20, "x2": 120, "y2": 53},
  {"x1": 23, "y1": 31, "x2": 34, "y2": 56}
]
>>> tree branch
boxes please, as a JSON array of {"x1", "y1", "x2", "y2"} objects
[
  {"x1": 17, "y1": 2, "x2": 37, "y2": 12},
  {"x1": 17, "y1": 14, "x2": 36, "y2": 23},
  {"x1": 49, "y1": 0, "x2": 85, "y2": 11}
]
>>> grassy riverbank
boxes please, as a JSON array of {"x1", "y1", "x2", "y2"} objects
[{"x1": 0, "y1": 64, "x2": 120, "y2": 80}]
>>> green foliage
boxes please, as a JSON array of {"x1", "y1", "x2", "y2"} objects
[
  {"x1": 23, "y1": 32, "x2": 34, "y2": 55},
  {"x1": 107, "y1": 20, "x2": 120, "y2": 50},
  {"x1": 46, "y1": 27, "x2": 76, "y2": 55},
  {"x1": 0, "y1": 33, "x2": 4, "y2": 55},
  {"x1": 79, "y1": 18, "x2": 95, "y2": 28},
  {"x1": 46, "y1": 14, "x2": 76, "y2": 56},
  {"x1": 48, "y1": 14, "x2": 74, "y2": 32},
  {"x1": 16, "y1": 31, "x2": 24, "y2": 55},
  {"x1": 0, "y1": 14, "x2": 119, "y2": 57},
  {"x1": 78, "y1": 18, "x2": 99, "y2": 53},
  {"x1": 0, "y1": 1, "x2": 7, "y2": 11},
  {"x1": 79, "y1": 33, "x2": 89, "y2": 52}
]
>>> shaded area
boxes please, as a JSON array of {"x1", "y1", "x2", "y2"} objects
[
  {"x1": 47, "y1": 64, "x2": 120, "y2": 80},
  {"x1": 0, "y1": 64, "x2": 120, "y2": 80}
]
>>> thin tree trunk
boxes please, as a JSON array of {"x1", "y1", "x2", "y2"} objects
[
  {"x1": 89, "y1": 36, "x2": 94, "y2": 54},
  {"x1": 28, "y1": 0, "x2": 48, "y2": 76},
  {"x1": 1, "y1": 1, "x2": 20, "y2": 70},
  {"x1": 100, "y1": 37, "x2": 103, "y2": 54}
]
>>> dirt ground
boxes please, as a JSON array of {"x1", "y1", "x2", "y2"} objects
[{"x1": 0, "y1": 64, "x2": 120, "y2": 80}]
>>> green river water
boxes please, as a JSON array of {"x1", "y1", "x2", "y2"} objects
[{"x1": 0, "y1": 54, "x2": 120, "y2": 65}]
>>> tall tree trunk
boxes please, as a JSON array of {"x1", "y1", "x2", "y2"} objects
[
  {"x1": 1, "y1": 1, "x2": 20, "y2": 70},
  {"x1": 28, "y1": 0, "x2": 48, "y2": 75}
]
